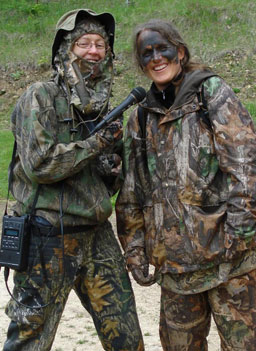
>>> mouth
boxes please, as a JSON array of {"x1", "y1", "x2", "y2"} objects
[
  {"x1": 153, "y1": 63, "x2": 168, "y2": 72},
  {"x1": 85, "y1": 55, "x2": 101, "y2": 62}
]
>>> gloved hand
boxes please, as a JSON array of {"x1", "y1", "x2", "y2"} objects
[
  {"x1": 98, "y1": 120, "x2": 123, "y2": 143},
  {"x1": 109, "y1": 153, "x2": 122, "y2": 176},
  {"x1": 126, "y1": 247, "x2": 155, "y2": 286},
  {"x1": 96, "y1": 153, "x2": 122, "y2": 177},
  {"x1": 224, "y1": 233, "x2": 247, "y2": 260}
]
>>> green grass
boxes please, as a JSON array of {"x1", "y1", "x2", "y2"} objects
[
  {"x1": 0, "y1": 130, "x2": 14, "y2": 198},
  {"x1": 1, "y1": 0, "x2": 256, "y2": 66},
  {"x1": 246, "y1": 103, "x2": 256, "y2": 124}
]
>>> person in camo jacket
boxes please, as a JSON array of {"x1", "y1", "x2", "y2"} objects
[
  {"x1": 2, "y1": 9, "x2": 144, "y2": 351},
  {"x1": 116, "y1": 18, "x2": 256, "y2": 351}
]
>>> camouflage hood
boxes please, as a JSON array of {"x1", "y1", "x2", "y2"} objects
[
  {"x1": 52, "y1": 9, "x2": 115, "y2": 116},
  {"x1": 52, "y1": 8, "x2": 115, "y2": 64}
]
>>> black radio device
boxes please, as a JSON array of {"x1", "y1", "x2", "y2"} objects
[{"x1": 0, "y1": 215, "x2": 30, "y2": 271}]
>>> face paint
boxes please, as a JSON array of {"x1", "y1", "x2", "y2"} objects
[{"x1": 138, "y1": 30, "x2": 178, "y2": 67}]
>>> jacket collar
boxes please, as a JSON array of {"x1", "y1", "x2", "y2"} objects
[{"x1": 144, "y1": 69, "x2": 216, "y2": 114}]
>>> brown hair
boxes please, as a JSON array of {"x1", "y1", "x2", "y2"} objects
[{"x1": 133, "y1": 19, "x2": 209, "y2": 72}]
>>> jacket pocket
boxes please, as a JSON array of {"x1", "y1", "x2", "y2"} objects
[{"x1": 181, "y1": 202, "x2": 227, "y2": 264}]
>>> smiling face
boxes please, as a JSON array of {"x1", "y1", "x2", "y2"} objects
[
  {"x1": 138, "y1": 30, "x2": 184, "y2": 90},
  {"x1": 72, "y1": 33, "x2": 106, "y2": 62}
]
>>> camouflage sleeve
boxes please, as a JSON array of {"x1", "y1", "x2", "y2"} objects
[
  {"x1": 204, "y1": 76, "x2": 256, "y2": 251},
  {"x1": 12, "y1": 82, "x2": 116, "y2": 184},
  {"x1": 115, "y1": 108, "x2": 145, "y2": 252}
]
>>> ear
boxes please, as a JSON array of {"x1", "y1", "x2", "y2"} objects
[{"x1": 178, "y1": 46, "x2": 185, "y2": 60}]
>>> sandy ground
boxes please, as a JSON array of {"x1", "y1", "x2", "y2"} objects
[{"x1": 0, "y1": 202, "x2": 220, "y2": 350}]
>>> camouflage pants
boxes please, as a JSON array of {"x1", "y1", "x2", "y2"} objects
[
  {"x1": 3, "y1": 221, "x2": 144, "y2": 351},
  {"x1": 160, "y1": 269, "x2": 256, "y2": 351}
]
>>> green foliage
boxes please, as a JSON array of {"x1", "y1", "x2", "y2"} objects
[
  {"x1": 233, "y1": 88, "x2": 241, "y2": 94},
  {"x1": 0, "y1": 102, "x2": 14, "y2": 130},
  {"x1": 1, "y1": 0, "x2": 256, "y2": 65},
  {"x1": 144, "y1": 332, "x2": 152, "y2": 336},
  {"x1": 77, "y1": 339, "x2": 87, "y2": 345},
  {"x1": 245, "y1": 102, "x2": 256, "y2": 124},
  {"x1": 111, "y1": 193, "x2": 118, "y2": 208},
  {"x1": 10, "y1": 70, "x2": 24, "y2": 81},
  {"x1": 0, "y1": 130, "x2": 13, "y2": 199}
]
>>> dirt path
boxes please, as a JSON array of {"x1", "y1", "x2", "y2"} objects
[{"x1": 0, "y1": 201, "x2": 220, "y2": 350}]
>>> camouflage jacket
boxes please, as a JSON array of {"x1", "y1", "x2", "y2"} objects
[
  {"x1": 116, "y1": 70, "x2": 256, "y2": 292},
  {"x1": 10, "y1": 80, "x2": 122, "y2": 227}
]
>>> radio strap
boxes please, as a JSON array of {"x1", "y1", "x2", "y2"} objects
[{"x1": 4, "y1": 141, "x2": 16, "y2": 216}]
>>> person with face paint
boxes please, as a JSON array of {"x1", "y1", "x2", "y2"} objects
[
  {"x1": 116, "y1": 18, "x2": 256, "y2": 351},
  {"x1": 2, "y1": 9, "x2": 145, "y2": 351}
]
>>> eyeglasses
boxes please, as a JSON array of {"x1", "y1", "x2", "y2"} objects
[{"x1": 75, "y1": 41, "x2": 106, "y2": 51}]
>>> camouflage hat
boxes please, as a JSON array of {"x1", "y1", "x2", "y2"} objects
[{"x1": 52, "y1": 8, "x2": 115, "y2": 66}]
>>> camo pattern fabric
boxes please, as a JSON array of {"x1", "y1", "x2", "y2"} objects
[
  {"x1": 63, "y1": 18, "x2": 109, "y2": 45},
  {"x1": 10, "y1": 80, "x2": 120, "y2": 227},
  {"x1": 116, "y1": 71, "x2": 256, "y2": 293},
  {"x1": 3, "y1": 221, "x2": 144, "y2": 351},
  {"x1": 54, "y1": 30, "x2": 114, "y2": 115},
  {"x1": 159, "y1": 269, "x2": 256, "y2": 351}
]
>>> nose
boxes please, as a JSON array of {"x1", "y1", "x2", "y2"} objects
[
  {"x1": 88, "y1": 44, "x2": 98, "y2": 54},
  {"x1": 152, "y1": 48, "x2": 162, "y2": 62}
]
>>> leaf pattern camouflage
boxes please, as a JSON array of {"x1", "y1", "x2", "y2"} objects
[
  {"x1": 54, "y1": 37, "x2": 114, "y2": 115},
  {"x1": 10, "y1": 80, "x2": 120, "y2": 227},
  {"x1": 3, "y1": 222, "x2": 144, "y2": 351},
  {"x1": 159, "y1": 269, "x2": 256, "y2": 351},
  {"x1": 116, "y1": 71, "x2": 256, "y2": 294}
]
